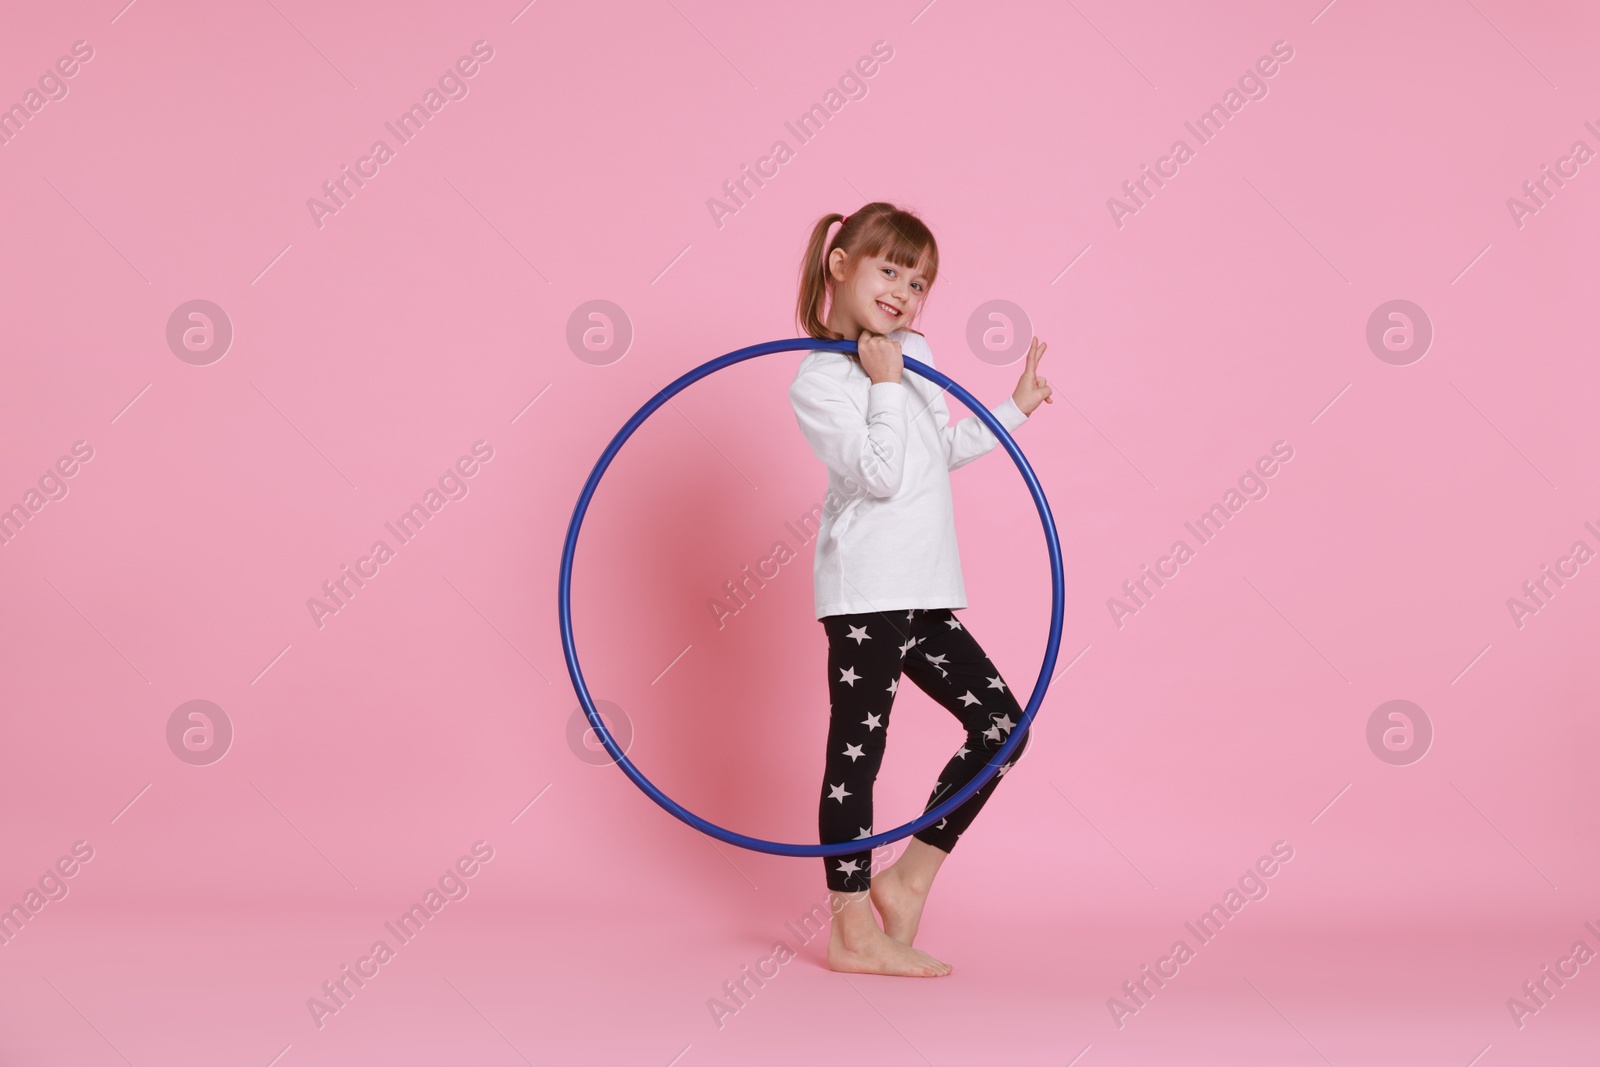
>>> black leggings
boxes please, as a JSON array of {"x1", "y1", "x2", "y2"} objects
[{"x1": 818, "y1": 607, "x2": 1031, "y2": 892}]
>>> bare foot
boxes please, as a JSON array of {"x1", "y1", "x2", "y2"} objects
[
  {"x1": 870, "y1": 864, "x2": 931, "y2": 945},
  {"x1": 826, "y1": 890, "x2": 952, "y2": 977},
  {"x1": 827, "y1": 924, "x2": 952, "y2": 977}
]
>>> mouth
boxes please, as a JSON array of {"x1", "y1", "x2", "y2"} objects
[{"x1": 875, "y1": 300, "x2": 903, "y2": 319}]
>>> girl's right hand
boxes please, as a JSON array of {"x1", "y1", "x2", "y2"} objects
[{"x1": 857, "y1": 330, "x2": 903, "y2": 384}]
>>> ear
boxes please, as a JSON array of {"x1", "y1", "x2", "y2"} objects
[{"x1": 826, "y1": 246, "x2": 851, "y2": 283}]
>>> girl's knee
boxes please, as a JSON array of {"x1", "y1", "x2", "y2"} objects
[{"x1": 969, "y1": 711, "x2": 1029, "y2": 751}]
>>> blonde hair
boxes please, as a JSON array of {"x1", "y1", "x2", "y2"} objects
[{"x1": 794, "y1": 202, "x2": 939, "y2": 351}]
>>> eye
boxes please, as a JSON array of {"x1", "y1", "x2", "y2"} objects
[{"x1": 883, "y1": 266, "x2": 923, "y2": 292}]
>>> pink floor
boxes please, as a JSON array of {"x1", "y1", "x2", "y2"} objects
[{"x1": 6, "y1": 869, "x2": 1598, "y2": 1063}]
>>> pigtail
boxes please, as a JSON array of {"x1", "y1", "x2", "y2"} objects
[{"x1": 795, "y1": 213, "x2": 849, "y2": 341}]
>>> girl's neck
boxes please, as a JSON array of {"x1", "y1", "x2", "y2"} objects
[{"x1": 824, "y1": 311, "x2": 901, "y2": 344}]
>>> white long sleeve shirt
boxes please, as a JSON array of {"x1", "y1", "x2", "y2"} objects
[{"x1": 787, "y1": 327, "x2": 1029, "y2": 620}]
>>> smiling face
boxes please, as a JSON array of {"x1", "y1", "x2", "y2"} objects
[{"x1": 824, "y1": 246, "x2": 933, "y2": 340}]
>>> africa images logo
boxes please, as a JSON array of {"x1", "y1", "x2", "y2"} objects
[{"x1": 306, "y1": 41, "x2": 495, "y2": 229}]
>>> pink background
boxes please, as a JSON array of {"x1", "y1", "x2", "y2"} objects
[{"x1": 4, "y1": 0, "x2": 1599, "y2": 1063}]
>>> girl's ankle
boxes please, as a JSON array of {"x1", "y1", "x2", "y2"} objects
[{"x1": 883, "y1": 864, "x2": 932, "y2": 895}]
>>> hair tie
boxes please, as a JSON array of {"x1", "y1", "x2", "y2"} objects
[{"x1": 839, "y1": 213, "x2": 851, "y2": 227}]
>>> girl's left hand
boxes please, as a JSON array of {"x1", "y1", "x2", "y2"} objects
[{"x1": 1011, "y1": 337, "x2": 1053, "y2": 416}]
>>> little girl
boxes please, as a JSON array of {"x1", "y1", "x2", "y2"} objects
[{"x1": 786, "y1": 202, "x2": 1053, "y2": 977}]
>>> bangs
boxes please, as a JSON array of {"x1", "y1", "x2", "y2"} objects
[{"x1": 855, "y1": 214, "x2": 938, "y2": 288}]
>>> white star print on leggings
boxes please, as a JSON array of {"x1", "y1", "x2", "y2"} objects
[{"x1": 818, "y1": 607, "x2": 1031, "y2": 893}]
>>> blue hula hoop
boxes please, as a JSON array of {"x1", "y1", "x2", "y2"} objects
[{"x1": 558, "y1": 337, "x2": 1064, "y2": 857}]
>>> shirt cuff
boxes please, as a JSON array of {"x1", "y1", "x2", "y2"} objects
[
  {"x1": 867, "y1": 379, "x2": 908, "y2": 415},
  {"x1": 995, "y1": 394, "x2": 1028, "y2": 433}
]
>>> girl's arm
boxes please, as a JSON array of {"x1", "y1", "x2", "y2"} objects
[
  {"x1": 908, "y1": 333, "x2": 1029, "y2": 472},
  {"x1": 788, "y1": 371, "x2": 908, "y2": 498}
]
